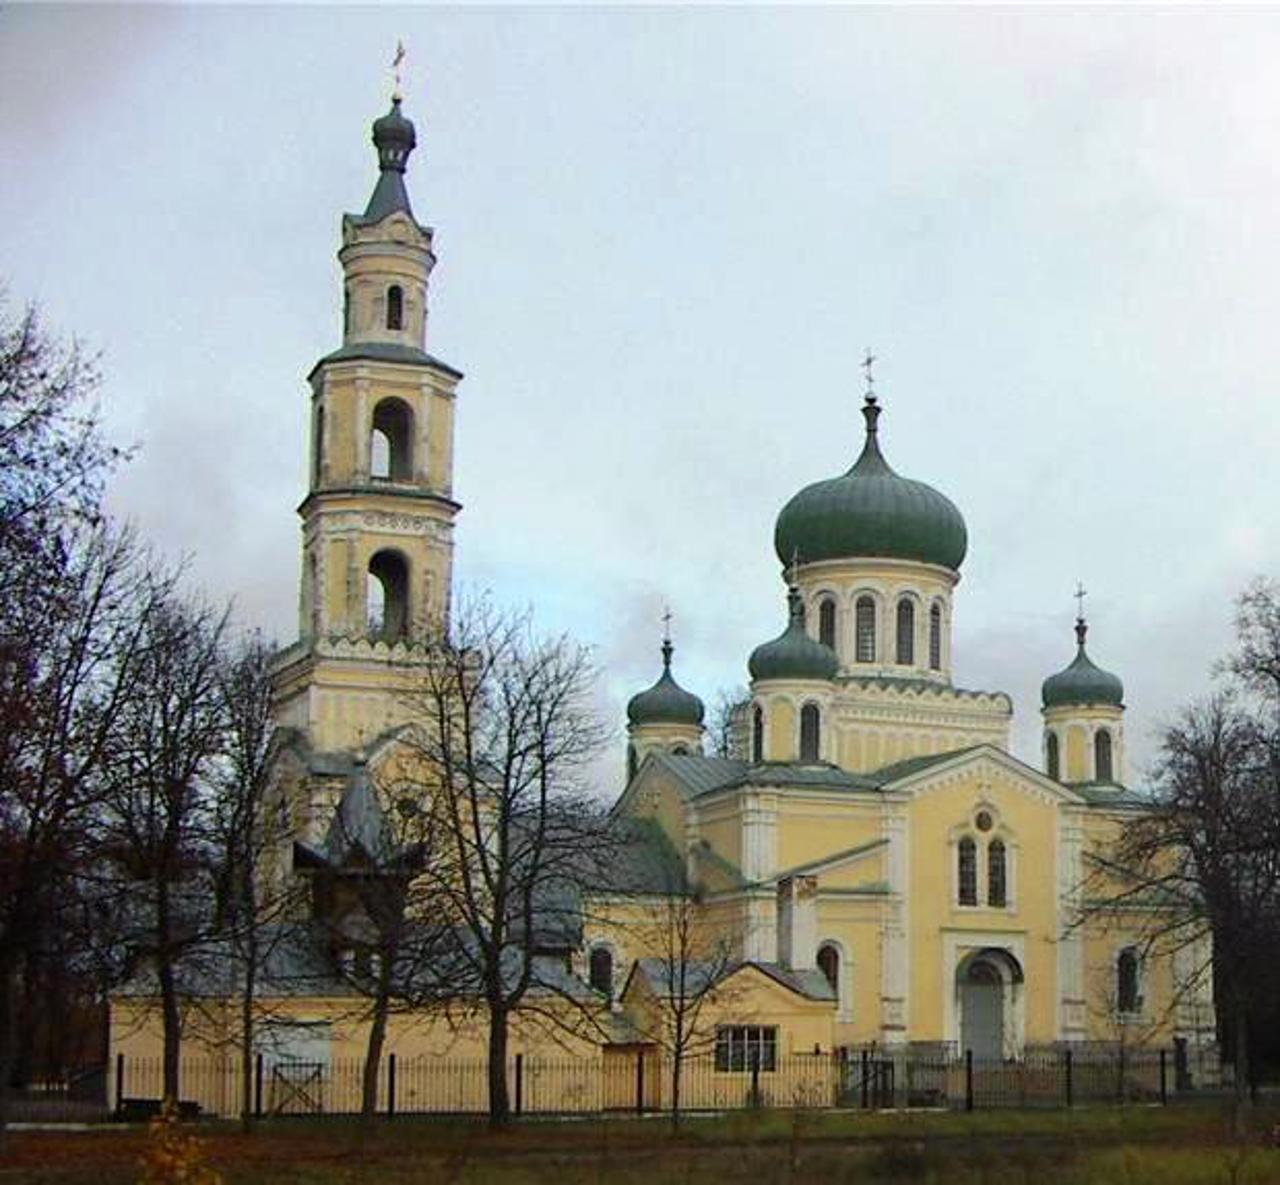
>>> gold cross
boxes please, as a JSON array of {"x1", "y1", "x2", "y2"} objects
[{"x1": 392, "y1": 41, "x2": 406, "y2": 101}]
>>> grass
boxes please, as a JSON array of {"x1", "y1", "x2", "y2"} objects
[{"x1": 2, "y1": 1102, "x2": 1279, "y2": 1184}]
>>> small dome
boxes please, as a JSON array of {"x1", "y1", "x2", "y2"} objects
[
  {"x1": 749, "y1": 588, "x2": 840, "y2": 683},
  {"x1": 1042, "y1": 619, "x2": 1124, "y2": 709},
  {"x1": 372, "y1": 98, "x2": 417, "y2": 162},
  {"x1": 627, "y1": 640, "x2": 705, "y2": 727},
  {"x1": 774, "y1": 396, "x2": 967, "y2": 571}
]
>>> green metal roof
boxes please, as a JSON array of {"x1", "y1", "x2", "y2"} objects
[
  {"x1": 1042, "y1": 620, "x2": 1124, "y2": 709},
  {"x1": 774, "y1": 396, "x2": 967, "y2": 571},
  {"x1": 748, "y1": 587, "x2": 840, "y2": 683},
  {"x1": 309, "y1": 341, "x2": 463, "y2": 380},
  {"x1": 627, "y1": 640, "x2": 704, "y2": 726}
]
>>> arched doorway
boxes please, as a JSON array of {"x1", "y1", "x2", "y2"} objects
[
  {"x1": 960, "y1": 959, "x2": 1003, "y2": 1059},
  {"x1": 956, "y1": 948, "x2": 1023, "y2": 1060}
]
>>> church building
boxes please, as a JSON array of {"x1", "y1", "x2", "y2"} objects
[{"x1": 108, "y1": 89, "x2": 1217, "y2": 1114}]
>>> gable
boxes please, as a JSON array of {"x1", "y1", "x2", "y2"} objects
[{"x1": 882, "y1": 744, "x2": 1086, "y2": 808}]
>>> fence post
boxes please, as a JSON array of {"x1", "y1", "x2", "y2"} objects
[
  {"x1": 860, "y1": 1048, "x2": 869, "y2": 1110},
  {"x1": 1160, "y1": 1049, "x2": 1167, "y2": 1106},
  {"x1": 387, "y1": 1053, "x2": 397, "y2": 1117},
  {"x1": 965, "y1": 1049, "x2": 974, "y2": 1113},
  {"x1": 254, "y1": 1054, "x2": 264, "y2": 1118},
  {"x1": 514, "y1": 1052, "x2": 523, "y2": 1117},
  {"x1": 115, "y1": 1052, "x2": 125, "y2": 1115},
  {"x1": 635, "y1": 1051, "x2": 645, "y2": 1115},
  {"x1": 1064, "y1": 1047, "x2": 1073, "y2": 1109}
]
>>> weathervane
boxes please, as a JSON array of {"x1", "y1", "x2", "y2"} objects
[{"x1": 391, "y1": 40, "x2": 406, "y2": 102}]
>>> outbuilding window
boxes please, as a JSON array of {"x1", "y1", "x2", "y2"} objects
[{"x1": 715, "y1": 1026, "x2": 777, "y2": 1072}]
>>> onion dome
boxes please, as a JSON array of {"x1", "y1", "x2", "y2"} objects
[
  {"x1": 363, "y1": 98, "x2": 418, "y2": 223},
  {"x1": 749, "y1": 588, "x2": 840, "y2": 682},
  {"x1": 627, "y1": 639, "x2": 705, "y2": 726},
  {"x1": 1042, "y1": 618, "x2": 1124, "y2": 709},
  {"x1": 774, "y1": 395, "x2": 968, "y2": 571}
]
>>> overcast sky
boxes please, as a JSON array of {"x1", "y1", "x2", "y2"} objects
[{"x1": 3, "y1": 5, "x2": 1278, "y2": 790}]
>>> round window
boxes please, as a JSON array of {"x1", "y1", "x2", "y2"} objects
[{"x1": 975, "y1": 810, "x2": 993, "y2": 833}]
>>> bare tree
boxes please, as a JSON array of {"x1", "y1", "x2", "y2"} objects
[
  {"x1": 100, "y1": 591, "x2": 231, "y2": 1104},
  {"x1": 394, "y1": 598, "x2": 612, "y2": 1127},
  {"x1": 210, "y1": 630, "x2": 301, "y2": 1132},
  {"x1": 623, "y1": 883, "x2": 736, "y2": 1129},
  {"x1": 0, "y1": 525, "x2": 161, "y2": 1128},
  {"x1": 706, "y1": 686, "x2": 750, "y2": 759}
]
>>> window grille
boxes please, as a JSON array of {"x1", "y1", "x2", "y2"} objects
[
  {"x1": 855, "y1": 597, "x2": 876, "y2": 663},
  {"x1": 958, "y1": 836, "x2": 978, "y2": 906},
  {"x1": 714, "y1": 1025, "x2": 777, "y2": 1072}
]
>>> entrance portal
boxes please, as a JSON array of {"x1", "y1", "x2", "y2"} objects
[{"x1": 960, "y1": 958, "x2": 1004, "y2": 1059}]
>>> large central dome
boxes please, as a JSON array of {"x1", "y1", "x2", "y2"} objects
[{"x1": 774, "y1": 396, "x2": 968, "y2": 571}]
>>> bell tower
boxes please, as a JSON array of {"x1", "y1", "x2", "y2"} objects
[{"x1": 272, "y1": 92, "x2": 463, "y2": 757}]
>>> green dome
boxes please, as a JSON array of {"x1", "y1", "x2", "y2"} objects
[
  {"x1": 749, "y1": 589, "x2": 840, "y2": 683},
  {"x1": 628, "y1": 640, "x2": 705, "y2": 726},
  {"x1": 774, "y1": 397, "x2": 967, "y2": 571},
  {"x1": 1042, "y1": 620, "x2": 1124, "y2": 709}
]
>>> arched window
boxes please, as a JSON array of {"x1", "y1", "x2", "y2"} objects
[
  {"x1": 671, "y1": 744, "x2": 689, "y2": 756},
  {"x1": 626, "y1": 744, "x2": 638, "y2": 783},
  {"x1": 751, "y1": 704, "x2": 764, "y2": 763},
  {"x1": 312, "y1": 404, "x2": 325, "y2": 486},
  {"x1": 370, "y1": 398, "x2": 414, "y2": 481},
  {"x1": 958, "y1": 837, "x2": 977, "y2": 906},
  {"x1": 386, "y1": 285, "x2": 404, "y2": 331},
  {"x1": 818, "y1": 598, "x2": 837, "y2": 650},
  {"x1": 367, "y1": 550, "x2": 410, "y2": 642},
  {"x1": 896, "y1": 597, "x2": 915, "y2": 665},
  {"x1": 817, "y1": 944, "x2": 839, "y2": 994},
  {"x1": 309, "y1": 552, "x2": 321, "y2": 639},
  {"x1": 799, "y1": 703, "x2": 820, "y2": 762},
  {"x1": 589, "y1": 946, "x2": 614, "y2": 999},
  {"x1": 1046, "y1": 733, "x2": 1060, "y2": 781},
  {"x1": 1117, "y1": 947, "x2": 1140, "y2": 1014},
  {"x1": 855, "y1": 596, "x2": 876, "y2": 664},
  {"x1": 929, "y1": 604, "x2": 942, "y2": 670},
  {"x1": 988, "y1": 839, "x2": 1007, "y2": 907},
  {"x1": 1095, "y1": 729, "x2": 1114, "y2": 782},
  {"x1": 343, "y1": 287, "x2": 352, "y2": 336}
]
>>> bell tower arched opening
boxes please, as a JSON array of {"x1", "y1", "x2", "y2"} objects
[
  {"x1": 370, "y1": 398, "x2": 415, "y2": 482},
  {"x1": 367, "y1": 549, "x2": 410, "y2": 643}
]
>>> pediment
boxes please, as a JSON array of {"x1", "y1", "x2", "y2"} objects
[{"x1": 881, "y1": 744, "x2": 1087, "y2": 808}]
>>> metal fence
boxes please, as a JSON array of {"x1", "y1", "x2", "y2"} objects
[
  {"x1": 6, "y1": 1066, "x2": 109, "y2": 1123},
  {"x1": 111, "y1": 1043, "x2": 1179, "y2": 1120}
]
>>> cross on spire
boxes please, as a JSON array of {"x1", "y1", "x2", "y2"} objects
[
  {"x1": 1074, "y1": 581, "x2": 1087, "y2": 622},
  {"x1": 391, "y1": 40, "x2": 406, "y2": 102},
  {"x1": 788, "y1": 547, "x2": 802, "y2": 587},
  {"x1": 661, "y1": 604, "x2": 672, "y2": 643},
  {"x1": 861, "y1": 348, "x2": 877, "y2": 403}
]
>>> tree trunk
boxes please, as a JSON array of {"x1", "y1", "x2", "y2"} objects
[
  {"x1": 239, "y1": 935, "x2": 257, "y2": 1134},
  {"x1": 669, "y1": 1050, "x2": 683, "y2": 1133},
  {"x1": 1231, "y1": 996, "x2": 1251, "y2": 1137},
  {"x1": 361, "y1": 993, "x2": 390, "y2": 1122},
  {"x1": 157, "y1": 955, "x2": 182, "y2": 1105},
  {"x1": 487, "y1": 1006, "x2": 510, "y2": 1129},
  {"x1": 0, "y1": 954, "x2": 16, "y2": 1135}
]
